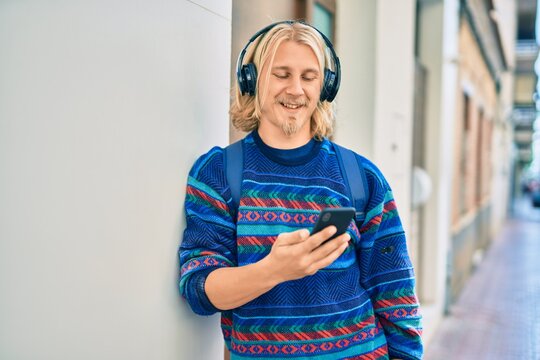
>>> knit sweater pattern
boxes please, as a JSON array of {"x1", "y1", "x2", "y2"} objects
[{"x1": 179, "y1": 132, "x2": 423, "y2": 359}]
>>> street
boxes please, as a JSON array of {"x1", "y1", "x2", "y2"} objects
[{"x1": 425, "y1": 196, "x2": 540, "y2": 359}]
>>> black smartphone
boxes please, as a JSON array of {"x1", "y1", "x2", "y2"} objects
[{"x1": 311, "y1": 207, "x2": 356, "y2": 243}]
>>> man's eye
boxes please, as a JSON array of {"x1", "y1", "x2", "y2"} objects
[
  {"x1": 303, "y1": 76, "x2": 316, "y2": 81},
  {"x1": 274, "y1": 73, "x2": 288, "y2": 79}
]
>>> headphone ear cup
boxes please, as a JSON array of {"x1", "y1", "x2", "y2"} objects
[
  {"x1": 238, "y1": 64, "x2": 251, "y2": 95},
  {"x1": 240, "y1": 63, "x2": 258, "y2": 96},
  {"x1": 237, "y1": 65, "x2": 248, "y2": 95},
  {"x1": 321, "y1": 69, "x2": 337, "y2": 102}
]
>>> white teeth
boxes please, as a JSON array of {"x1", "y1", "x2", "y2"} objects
[{"x1": 281, "y1": 103, "x2": 301, "y2": 109}]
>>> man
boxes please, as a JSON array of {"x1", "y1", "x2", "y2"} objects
[{"x1": 179, "y1": 21, "x2": 423, "y2": 359}]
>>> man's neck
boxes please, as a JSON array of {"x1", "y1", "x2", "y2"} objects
[{"x1": 257, "y1": 124, "x2": 312, "y2": 150}]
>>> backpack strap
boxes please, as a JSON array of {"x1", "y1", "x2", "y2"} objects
[
  {"x1": 224, "y1": 139, "x2": 368, "y2": 226},
  {"x1": 224, "y1": 140, "x2": 243, "y2": 218},
  {"x1": 333, "y1": 143, "x2": 368, "y2": 225}
]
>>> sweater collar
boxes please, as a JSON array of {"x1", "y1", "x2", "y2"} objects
[{"x1": 251, "y1": 130, "x2": 323, "y2": 166}]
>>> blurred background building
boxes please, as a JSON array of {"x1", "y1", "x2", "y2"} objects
[
  {"x1": 514, "y1": 0, "x2": 540, "y2": 197},
  {"x1": 0, "y1": 0, "x2": 538, "y2": 359}
]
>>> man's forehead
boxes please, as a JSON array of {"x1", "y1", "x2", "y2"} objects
[{"x1": 271, "y1": 41, "x2": 320, "y2": 69}]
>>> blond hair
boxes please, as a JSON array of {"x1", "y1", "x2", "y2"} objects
[{"x1": 230, "y1": 22, "x2": 336, "y2": 140}]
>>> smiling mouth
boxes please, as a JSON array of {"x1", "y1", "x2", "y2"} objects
[{"x1": 279, "y1": 102, "x2": 304, "y2": 109}]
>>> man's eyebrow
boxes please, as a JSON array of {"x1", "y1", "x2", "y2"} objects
[{"x1": 271, "y1": 66, "x2": 320, "y2": 73}]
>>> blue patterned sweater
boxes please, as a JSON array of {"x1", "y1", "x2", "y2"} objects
[{"x1": 179, "y1": 132, "x2": 423, "y2": 359}]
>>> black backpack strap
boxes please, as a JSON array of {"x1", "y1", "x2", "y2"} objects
[
  {"x1": 333, "y1": 143, "x2": 368, "y2": 224},
  {"x1": 224, "y1": 139, "x2": 243, "y2": 217}
]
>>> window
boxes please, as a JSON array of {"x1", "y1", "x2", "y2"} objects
[
  {"x1": 313, "y1": 2, "x2": 334, "y2": 40},
  {"x1": 475, "y1": 110, "x2": 484, "y2": 205},
  {"x1": 298, "y1": 0, "x2": 336, "y2": 43},
  {"x1": 483, "y1": 119, "x2": 493, "y2": 200},
  {"x1": 459, "y1": 93, "x2": 471, "y2": 215}
]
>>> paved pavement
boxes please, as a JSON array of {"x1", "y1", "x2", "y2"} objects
[{"x1": 424, "y1": 196, "x2": 540, "y2": 360}]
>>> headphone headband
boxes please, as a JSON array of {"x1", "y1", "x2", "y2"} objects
[{"x1": 235, "y1": 20, "x2": 341, "y2": 102}]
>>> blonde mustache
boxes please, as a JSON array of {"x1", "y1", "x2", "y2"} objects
[{"x1": 275, "y1": 97, "x2": 308, "y2": 106}]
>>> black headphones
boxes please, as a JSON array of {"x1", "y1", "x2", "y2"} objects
[{"x1": 236, "y1": 20, "x2": 341, "y2": 102}]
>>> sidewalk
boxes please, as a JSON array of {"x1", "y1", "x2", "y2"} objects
[{"x1": 424, "y1": 197, "x2": 540, "y2": 360}]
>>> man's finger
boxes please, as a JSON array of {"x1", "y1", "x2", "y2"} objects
[
  {"x1": 303, "y1": 225, "x2": 337, "y2": 250},
  {"x1": 276, "y1": 228, "x2": 310, "y2": 245},
  {"x1": 310, "y1": 240, "x2": 349, "y2": 270},
  {"x1": 311, "y1": 232, "x2": 351, "y2": 261}
]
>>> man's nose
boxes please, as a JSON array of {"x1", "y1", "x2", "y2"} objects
[{"x1": 286, "y1": 76, "x2": 304, "y2": 96}]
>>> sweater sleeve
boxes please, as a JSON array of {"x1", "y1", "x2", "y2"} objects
[
  {"x1": 356, "y1": 158, "x2": 423, "y2": 360},
  {"x1": 179, "y1": 147, "x2": 237, "y2": 316}
]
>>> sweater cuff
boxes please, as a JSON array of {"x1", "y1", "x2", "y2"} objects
[{"x1": 185, "y1": 268, "x2": 221, "y2": 316}]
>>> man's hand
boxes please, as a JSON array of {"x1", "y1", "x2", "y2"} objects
[
  {"x1": 205, "y1": 226, "x2": 350, "y2": 311},
  {"x1": 262, "y1": 226, "x2": 351, "y2": 283}
]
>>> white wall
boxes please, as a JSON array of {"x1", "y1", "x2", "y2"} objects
[
  {"x1": 335, "y1": 0, "x2": 377, "y2": 159},
  {"x1": 0, "y1": 1, "x2": 231, "y2": 359},
  {"x1": 372, "y1": 0, "x2": 416, "y2": 235},
  {"x1": 337, "y1": 0, "x2": 416, "y2": 243}
]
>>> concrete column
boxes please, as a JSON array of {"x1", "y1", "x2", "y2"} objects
[
  {"x1": 416, "y1": 0, "x2": 460, "y2": 342},
  {"x1": 372, "y1": 0, "x2": 417, "y2": 235}
]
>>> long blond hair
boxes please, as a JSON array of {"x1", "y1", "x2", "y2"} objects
[{"x1": 230, "y1": 22, "x2": 336, "y2": 140}]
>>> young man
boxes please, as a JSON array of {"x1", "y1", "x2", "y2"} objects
[{"x1": 179, "y1": 21, "x2": 423, "y2": 359}]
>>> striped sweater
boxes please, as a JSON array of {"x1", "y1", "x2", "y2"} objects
[{"x1": 179, "y1": 132, "x2": 423, "y2": 359}]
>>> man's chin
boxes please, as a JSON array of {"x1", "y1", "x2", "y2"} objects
[{"x1": 281, "y1": 119, "x2": 303, "y2": 137}]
